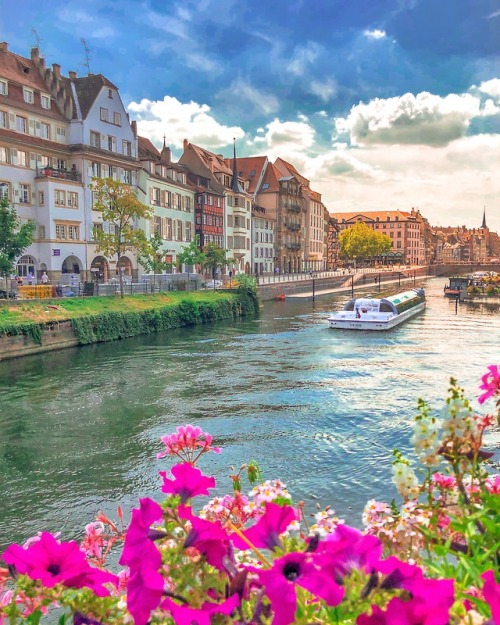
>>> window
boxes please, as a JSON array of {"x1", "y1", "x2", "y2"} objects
[
  {"x1": 0, "y1": 80, "x2": 7, "y2": 95},
  {"x1": 0, "y1": 182, "x2": 10, "y2": 200},
  {"x1": 38, "y1": 225, "x2": 45, "y2": 239},
  {"x1": 56, "y1": 127, "x2": 66, "y2": 142},
  {"x1": 0, "y1": 111, "x2": 6, "y2": 128},
  {"x1": 93, "y1": 222, "x2": 103, "y2": 236},
  {"x1": 18, "y1": 183, "x2": 30, "y2": 204},
  {"x1": 165, "y1": 218, "x2": 172, "y2": 239},
  {"x1": 113, "y1": 112, "x2": 121, "y2": 126},
  {"x1": 100, "y1": 107, "x2": 108, "y2": 121},
  {"x1": 108, "y1": 89, "x2": 113, "y2": 99},
  {"x1": 68, "y1": 225, "x2": 79, "y2": 240},
  {"x1": 154, "y1": 216, "x2": 161, "y2": 236},
  {"x1": 0, "y1": 147, "x2": 9, "y2": 163},
  {"x1": 90, "y1": 131, "x2": 100, "y2": 148},
  {"x1": 262, "y1": 183, "x2": 269, "y2": 190},
  {"x1": 41, "y1": 94, "x2": 51, "y2": 109},
  {"x1": 176, "y1": 220, "x2": 183, "y2": 241},
  {"x1": 107, "y1": 135, "x2": 116, "y2": 152},
  {"x1": 18, "y1": 151, "x2": 28, "y2": 167},
  {"x1": 56, "y1": 224, "x2": 67, "y2": 239},
  {"x1": 40, "y1": 122, "x2": 50, "y2": 139},
  {"x1": 92, "y1": 162, "x2": 102, "y2": 177},
  {"x1": 23, "y1": 88, "x2": 34, "y2": 104},
  {"x1": 123, "y1": 140, "x2": 132, "y2": 156},
  {"x1": 185, "y1": 222, "x2": 192, "y2": 242},
  {"x1": 123, "y1": 169, "x2": 132, "y2": 184},
  {"x1": 67, "y1": 192, "x2": 78, "y2": 208},
  {"x1": 16, "y1": 116, "x2": 27, "y2": 133},
  {"x1": 54, "y1": 190, "x2": 66, "y2": 206},
  {"x1": 38, "y1": 191, "x2": 44, "y2": 206}
]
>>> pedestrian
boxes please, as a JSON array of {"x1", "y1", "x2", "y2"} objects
[
  {"x1": 27, "y1": 272, "x2": 34, "y2": 285},
  {"x1": 16, "y1": 276, "x2": 23, "y2": 286},
  {"x1": 41, "y1": 272, "x2": 49, "y2": 285}
]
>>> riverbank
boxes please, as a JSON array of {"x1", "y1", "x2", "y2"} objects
[{"x1": 0, "y1": 289, "x2": 259, "y2": 361}]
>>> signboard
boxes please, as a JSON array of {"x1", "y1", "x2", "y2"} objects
[{"x1": 52, "y1": 249, "x2": 61, "y2": 256}]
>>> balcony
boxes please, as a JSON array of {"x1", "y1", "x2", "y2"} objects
[
  {"x1": 285, "y1": 221, "x2": 301, "y2": 231},
  {"x1": 36, "y1": 166, "x2": 82, "y2": 183},
  {"x1": 285, "y1": 242, "x2": 301, "y2": 250},
  {"x1": 285, "y1": 203, "x2": 301, "y2": 213},
  {"x1": 232, "y1": 204, "x2": 248, "y2": 217}
]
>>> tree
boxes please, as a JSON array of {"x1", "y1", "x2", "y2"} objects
[
  {"x1": 177, "y1": 236, "x2": 207, "y2": 289},
  {"x1": 0, "y1": 194, "x2": 34, "y2": 299},
  {"x1": 91, "y1": 178, "x2": 152, "y2": 298},
  {"x1": 338, "y1": 222, "x2": 392, "y2": 266},
  {"x1": 137, "y1": 232, "x2": 173, "y2": 293},
  {"x1": 202, "y1": 242, "x2": 228, "y2": 280}
]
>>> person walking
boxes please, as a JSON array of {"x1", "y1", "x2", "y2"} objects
[
  {"x1": 41, "y1": 272, "x2": 49, "y2": 285},
  {"x1": 27, "y1": 272, "x2": 34, "y2": 285}
]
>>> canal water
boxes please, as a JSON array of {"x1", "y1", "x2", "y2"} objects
[{"x1": 1, "y1": 277, "x2": 499, "y2": 550}]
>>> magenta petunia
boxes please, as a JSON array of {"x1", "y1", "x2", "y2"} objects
[
  {"x1": 478, "y1": 365, "x2": 500, "y2": 404},
  {"x1": 231, "y1": 502, "x2": 297, "y2": 551},
  {"x1": 179, "y1": 505, "x2": 230, "y2": 570},
  {"x1": 119, "y1": 498, "x2": 165, "y2": 625},
  {"x1": 250, "y1": 551, "x2": 344, "y2": 625},
  {"x1": 375, "y1": 556, "x2": 424, "y2": 591},
  {"x1": 159, "y1": 462, "x2": 215, "y2": 503},
  {"x1": 2, "y1": 532, "x2": 116, "y2": 596},
  {"x1": 317, "y1": 523, "x2": 383, "y2": 577},
  {"x1": 482, "y1": 570, "x2": 500, "y2": 624},
  {"x1": 162, "y1": 595, "x2": 239, "y2": 625},
  {"x1": 119, "y1": 497, "x2": 163, "y2": 567}
]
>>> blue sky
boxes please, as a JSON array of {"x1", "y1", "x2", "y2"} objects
[{"x1": 4, "y1": 0, "x2": 500, "y2": 229}]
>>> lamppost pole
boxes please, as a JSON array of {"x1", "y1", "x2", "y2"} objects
[{"x1": 310, "y1": 272, "x2": 316, "y2": 302}]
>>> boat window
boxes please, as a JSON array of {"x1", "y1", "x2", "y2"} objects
[
  {"x1": 344, "y1": 300, "x2": 355, "y2": 311},
  {"x1": 379, "y1": 302, "x2": 393, "y2": 313}
]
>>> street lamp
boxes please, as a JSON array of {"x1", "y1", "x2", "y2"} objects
[{"x1": 310, "y1": 272, "x2": 317, "y2": 302}]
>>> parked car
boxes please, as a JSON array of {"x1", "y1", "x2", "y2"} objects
[{"x1": 205, "y1": 280, "x2": 223, "y2": 289}]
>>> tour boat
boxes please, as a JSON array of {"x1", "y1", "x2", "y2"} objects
[{"x1": 328, "y1": 288, "x2": 426, "y2": 331}]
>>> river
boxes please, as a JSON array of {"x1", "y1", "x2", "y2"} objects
[{"x1": 0, "y1": 277, "x2": 499, "y2": 550}]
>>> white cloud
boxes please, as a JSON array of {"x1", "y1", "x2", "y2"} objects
[
  {"x1": 309, "y1": 78, "x2": 338, "y2": 103},
  {"x1": 335, "y1": 91, "x2": 481, "y2": 146},
  {"x1": 127, "y1": 96, "x2": 244, "y2": 150},
  {"x1": 250, "y1": 118, "x2": 316, "y2": 154},
  {"x1": 363, "y1": 29, "x2": 387, "y2": 39},
  {"x1": 286, "y1": 42, "x2": 321, "y2": 76},
  {"x1": 477, "y1": 78, "x2": 500, "y2": 100}
]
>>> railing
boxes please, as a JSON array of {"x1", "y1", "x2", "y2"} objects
[
  {"x1": 285, "y1": 204, "x2": 301, "y2": 213},
  {"x1": 285, "y1": 221, "x2": 300, "y2": 231},
  {"x1": 285, "y1": 242, "x2": 301, "y2": 250},
  {"x1": 36, "y1": 167, "x2": 82, "y2": 183}
]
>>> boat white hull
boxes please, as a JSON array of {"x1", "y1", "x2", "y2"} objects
[{"x1": 328, "y1": 302, "x2": 426, "y2": 331}]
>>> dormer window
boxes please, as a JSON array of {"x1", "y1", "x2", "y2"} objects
[
  {"x1": 41, "y1": 94, "x2": 50, "y2": 109},
  {"x1": 108, "y1": 89, "x2": 113, "y2": 99},
  {"x1": 23, "y1": 88, "x2": 34, "y2": 104},
  {"x1": 0, "y1": 80, "x2": 7, "y2": 96}
]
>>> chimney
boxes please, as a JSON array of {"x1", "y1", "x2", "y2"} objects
[
  {"x1": 183, "y1": 139, "x2": 189, "y2": 151},
  {"x1": 31, "y1": 47, "x2": 40, "y2": 61},
  {"x1": 161, "y1": 145, "x2": 171, "y2": 165},
  {"x1": 131, "y1": 120, "x2": 137, "y2": 137},
  {"x1": 68, "y1": 70, "x2": 77, "y2": 80},
  {"x1": 52, "y1": 63, "x2": 61, "y2": 77},
  {"x1": 0, "y1": 42, "x2": 8, "y2": 52}
]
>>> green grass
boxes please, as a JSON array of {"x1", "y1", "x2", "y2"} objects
[{"x1": 0, "y1": 292, "x2": 235, "y2": 333}]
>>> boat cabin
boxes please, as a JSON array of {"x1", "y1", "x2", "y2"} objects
[{"x1": 344, "y1": 289, "x2": 425, "y2": 316}]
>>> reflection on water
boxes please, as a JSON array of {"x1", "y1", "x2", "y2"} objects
[{"x1": 0, "y1": 278, "x2": 499, "y2": 549}]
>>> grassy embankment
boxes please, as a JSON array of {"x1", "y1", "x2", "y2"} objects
[{"x1": 0, "y1": 290, "x2": 259, "y2": 346}]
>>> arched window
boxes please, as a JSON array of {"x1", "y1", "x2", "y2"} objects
[{"x1": 17, "y1": 255, "x2": 36, "y2": 277}]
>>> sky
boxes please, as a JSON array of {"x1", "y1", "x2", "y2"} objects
[{"x1": 3, "y1": 0, "x2": 500, "y2": 230}]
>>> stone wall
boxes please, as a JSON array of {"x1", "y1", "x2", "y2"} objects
[{"x1": 0, "y1": 321, "x2": 79, "y2": 361}]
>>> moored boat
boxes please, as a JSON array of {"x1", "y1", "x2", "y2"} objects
[
  {"x1": 444, "y1": 276, "x2": 473, "y2": 297},
  {"x1": 328, "y1": 288, "x2": 426, "y2": 331}
]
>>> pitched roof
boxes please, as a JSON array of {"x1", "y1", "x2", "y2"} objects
[
  {"x1": 230, "y1": 156, "x2": 268, "y2": 193},
  {"x1": 0, "y1": 47, "x2": 48, "y2": 91},
  {"x1": 259, "y1": 162, "x2": 281, "y2": 193},
  {"x1": 138, "y1": 136, "x2": 161, "y2": 161},
  {"x1": 329, "y1": 210, "x2": 415, "y2": 222},
  {"x1": 274, "y1": 157, "x2": 310, "y2": 186},
  {"x1": 189, "y1": 142, "x2": 233, "y2": 175},
  {"x1": 70, "y1": 74, "x2": 118, "y2": 119}
]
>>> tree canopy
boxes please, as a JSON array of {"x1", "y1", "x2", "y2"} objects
[
  {"x1": 338, "y1": 221, "x2": 392, "y2": 263},
  {"x1": 0, "y1": 195, "x2": 34, "y2": 288},
  {"x1": 91, "y1": 177, "x2": 152, "y2": 297},
  {"x1": 202, "y1": 242, "x2": 228, "y2": 278}
]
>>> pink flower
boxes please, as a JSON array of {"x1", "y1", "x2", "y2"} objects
[
  {"x1": 482, "y1": 570, "x2": 500, "y2": 624},
  {"x1": 231, "y1": 502, "x2": 298, "y2": 551},
  {"x1": 159, "y1": 462, "x2": 215, "y2": 503},
  {"x1": 157, "y1": 425, "x2": 221, "y2": 463},
  {"x1": 250, "y1": 552, "x2": 344, "y2": 625},
  {"x1": 2, "y1": 532, "x2": 116, "y2": 596},
  {"x1": 179, "y1": 505, "x2": 230, "y2": 570},
  {"x1": 119, "y1": 498, "x2": 165, "y2": 625},
  {"x1": 375, "y1": 556, "x2": 423, "y2": 591},
  {"x1": 162, "y1": 595, "x2": 239, "y2": 625},
  {"x1": 317, "y1": 524, "x2": 383, "y2": 577},
  {"x1": 478, "y1": 365, "x2": 500, "y2": 404}
]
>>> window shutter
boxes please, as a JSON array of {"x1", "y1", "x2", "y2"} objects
[
  {"x1": 28, "y1": 119, "x2": 36, "y2": 135},
  {"x1": 9, "y1": 113, "x2": 16, "y2": 130},
  {"x1": 160, "y1": 190, "x2": 166, "y2": 206},
  {"x1": 30, "y1": 153, "x2": 37, "y2": 169},
  {"x1": 35, "y1": 120, "x2": 41, "y2": 137}
]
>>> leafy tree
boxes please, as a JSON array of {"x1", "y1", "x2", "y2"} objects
[
  {"x1": 0, "y1": 194, "x2": 34, "y2": 299},
  {"x1": 137, "y1": 232, "x2": 173, "y2": 292},
  {"x1": 202, "y1": 242, "x2": 228, "y2": 280},
  {"x1": 177, "y1": 236, "x2": 207, "y2": 289},
  {"x1": 338, "y1": 221, "x2": 392, "y2": 266},
  {"x1": 91, "y1": 177, "x2": 152, "y2": 298}
]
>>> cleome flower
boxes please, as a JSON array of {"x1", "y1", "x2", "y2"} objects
[{"x1": 157, "y1": 425, "x2": 221, "y2": 463}]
